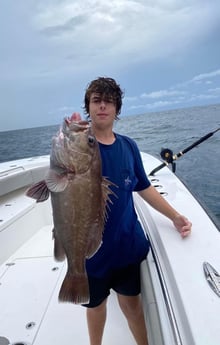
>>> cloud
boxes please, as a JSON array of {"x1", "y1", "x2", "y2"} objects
[
  {"x1": 130, "y1": 100, "x2": 181, "y2": 110},
  {"x1": 191, "y1": 69, "x2": 220, "y2": 82},
  {"x1": 126, "y1": 68, "x2": 220, "y2": 111},
  {"x1": 140, "y1": 90, "x2": 186, "y2": 99},
  {"x1": 208, "y1": 87, "x2": 220, "y2": 94},
  {"x1": 40, "y1": 15, "x2": 88, "y2": 36},
  {"x1": 124, "y1": 96, "x2": 139, "y2": 102},
  {"x1": 1, "y1": 0, "x2": 219, "y2": 86},
  {"x1": 29, "y1": 1, "x2": 220, "y2": 73}
]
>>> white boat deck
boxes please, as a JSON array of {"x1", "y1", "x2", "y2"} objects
[{"x1": 0, "y1": 225, "x2": 135, "y2": 345}]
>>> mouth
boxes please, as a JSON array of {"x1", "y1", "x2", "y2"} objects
[{"x1": 97, "y1": 113, "x2": 108, "y2": 118}]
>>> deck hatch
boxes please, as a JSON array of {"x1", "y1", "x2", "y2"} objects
[{"x1": 203, "y1": 262, "x2": 220, "y2": 297}]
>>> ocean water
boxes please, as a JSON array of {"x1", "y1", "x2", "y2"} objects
[{"x1": 0, "y1": 103, "x2": 219, "y2": 227}]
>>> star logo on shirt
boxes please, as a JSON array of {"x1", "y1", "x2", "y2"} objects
[{"x1": 124, "y1": 176, "x2": 132, "y2": 187}]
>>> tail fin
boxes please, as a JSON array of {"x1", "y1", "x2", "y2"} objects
[{"x1": 58, "y1": 271, "x2": 90, "y2": 304}]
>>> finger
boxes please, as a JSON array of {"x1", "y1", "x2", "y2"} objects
[{"x1": 181, "y1": 228, "x2": 191, "y2": 238}]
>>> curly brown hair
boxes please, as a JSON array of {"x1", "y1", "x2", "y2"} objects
[{"x1": 83, "y1": 77, "x2": 124, "y2": 119}]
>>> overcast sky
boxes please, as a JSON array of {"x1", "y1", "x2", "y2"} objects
[{"x1": 1, "y1": 0, "x2": 220, "y2": 131}]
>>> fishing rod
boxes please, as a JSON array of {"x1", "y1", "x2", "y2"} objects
[{"x1": 149, "y1": 127, "x2": 220, "y2": 176}]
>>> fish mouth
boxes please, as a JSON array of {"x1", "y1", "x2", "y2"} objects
[
  {"x1": 65, "y1": 119, "x2": 90, "y2": 132},
  {"x1": 56, "y1": 119, "x2": 95, "y2": 156}
]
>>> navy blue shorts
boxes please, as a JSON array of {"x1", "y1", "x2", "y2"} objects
[{"x1": 83, "y1": 263, "x2": 141, "y2": 308}]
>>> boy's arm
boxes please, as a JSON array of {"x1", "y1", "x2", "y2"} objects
[{"x1": 138, "y1": 185, "x2": 192, "y2": 238}]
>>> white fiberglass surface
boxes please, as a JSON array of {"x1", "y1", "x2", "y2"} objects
[{"x1": 0, "y1": 225, "x2": 135, "y2": 345}]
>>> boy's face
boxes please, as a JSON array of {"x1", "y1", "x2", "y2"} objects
[{"x1": 89, "y1": 92, "x2": 117, "y2": 128}]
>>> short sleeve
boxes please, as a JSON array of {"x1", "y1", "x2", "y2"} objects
[{"x1": 123, "y1": 136, "x2": 151, "y2": 191}]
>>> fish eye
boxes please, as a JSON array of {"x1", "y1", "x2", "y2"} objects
[{"x1": 88, "y1": 135, "x2": 95, "y2": 145}]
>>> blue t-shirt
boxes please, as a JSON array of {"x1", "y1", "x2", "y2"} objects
[{"x1": 86, "y1": 133, "x2": 151, "y2": 277}]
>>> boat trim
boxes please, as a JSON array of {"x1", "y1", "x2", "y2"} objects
[
  {"x1": 148, "y1": 234, "x2": 183, "y2": 345},
  {"x1": 203, "y1": 262, "x2": 220, "y2": 297}
]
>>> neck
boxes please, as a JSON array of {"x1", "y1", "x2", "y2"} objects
[{"x1": 93, "y1": 127, "x2": 116, "y2": 145}]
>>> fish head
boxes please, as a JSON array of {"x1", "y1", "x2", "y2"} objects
[{"x1": 51, "y1": 117, "x2": 100, "y2": 175}]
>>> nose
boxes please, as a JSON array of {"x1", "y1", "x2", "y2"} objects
[{"x1": 100, "y1": 100, "x2": 106, "y2": 108}]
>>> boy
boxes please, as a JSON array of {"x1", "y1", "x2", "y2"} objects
[{"x1": 83, "y1": 77, "x2": 191, "y2": 345}]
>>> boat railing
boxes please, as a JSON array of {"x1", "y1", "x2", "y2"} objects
[
  {"x1": 0, "y1": 166, "x2": 25, "y2": 177},
  {"x1": 0, "y1": 161, "x2": 49, "y2": 197}
]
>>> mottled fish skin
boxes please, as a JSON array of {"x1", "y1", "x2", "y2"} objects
[{"x1": 26, "y1": 116, "x2": 113, "y2": 304}]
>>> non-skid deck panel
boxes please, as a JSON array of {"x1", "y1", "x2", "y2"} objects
[
  {"x1": 0, "y1": 225, "x2": 135, "y2": 345},
  {"x1": 33, "y1": 284, "x2": 135, "y2": 345},
  {"x1": 0, "y1": 256, "x2": 64, "y2": 344}
]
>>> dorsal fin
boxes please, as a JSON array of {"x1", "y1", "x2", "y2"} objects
[{"x1": 101, "y1": 177, "x2": 118, "y2": 221}]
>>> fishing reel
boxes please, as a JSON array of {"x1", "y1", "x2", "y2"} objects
[
  {"x1": 150, "y1": 128, "x2": 219, "y2": 176},
  {"x1": 160, "y1": 148, "x2": 176, "y2": 173}
]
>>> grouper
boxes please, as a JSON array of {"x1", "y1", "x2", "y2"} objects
[{"x1": 26, "y1": 114, "x2": 114, "y2": 304}]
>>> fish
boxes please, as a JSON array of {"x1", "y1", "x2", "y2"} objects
[{"x1": 26, "y1": 113, "x2": 114, "y2": 304}]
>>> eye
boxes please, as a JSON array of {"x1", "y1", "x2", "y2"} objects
[
  {"x1": 104, "y1": 97, "x2": 114, "y2": 104},
  {"x1": 91, "y1": 97, "x2": 101, "y2": 103},
  {"x1": 88, "y1": 135, "x2": 95, "y2": 146}
]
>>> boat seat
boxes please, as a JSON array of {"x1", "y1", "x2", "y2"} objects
[{"x1": 0, "y1": 156, "x2": 49, "y2": 197}]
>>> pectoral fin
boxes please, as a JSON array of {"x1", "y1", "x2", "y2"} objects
[
  {"x1": 26, "y1": 180, "x2": 49, "y2": 202},
  {"x1": 45, "y1": 169, "x2": 73, "y2": 192}
]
